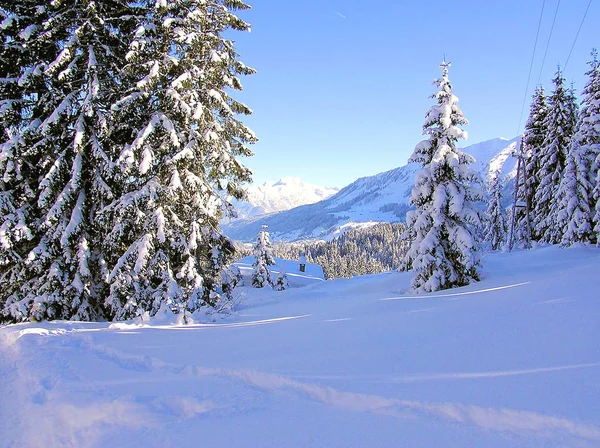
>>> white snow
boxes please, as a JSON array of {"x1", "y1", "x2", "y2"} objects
[
  {"x1": 1, "y1": 245, "x2": 599, "y2": 447},
  {"x1": 230, "y1": 177, "x2": 339, "y2": 219},
  {"x1": 18, "y1": 24, "x2": 37, "y2": 41},
  {"x1": 235, "y1": 255, "x2": 325, "y2": 288}
]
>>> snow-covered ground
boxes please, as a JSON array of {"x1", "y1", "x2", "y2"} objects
[
  {"x1": 1, "y1": 245, "x2": 599, "y2": 448},
  {"x1": 234, "y1": 255, "x2": 325, "y2": 288}
]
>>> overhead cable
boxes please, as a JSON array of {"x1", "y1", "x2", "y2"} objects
[
  {"x1": 517, "y1": 0, "x2": 547, "y2": 135},
  {"x1": 564, "y1": 0, "x2": 593, "y2": 71}
]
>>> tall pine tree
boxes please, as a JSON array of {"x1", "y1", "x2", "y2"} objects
[
  {"x1": 1, "y1": 0, "x2": 134, "y2": 321},
  {"x1": 1, "y1": 0, "x2": 256, "y2": 322},
  {"x1": 403, "y1": 61, "x2": 483, "y2": 293},
  {"x1": 574, "y1": 51, "x2": 600, "y2": 244},
  {"x1": 523, "y1": 87, "x2": 548, "y2": 240},
  {"x1": 484, "y1": 174, "x2": 507, "y2": 251},
  {"x1": 102, "y1": 0, "x2": 256, "y2": 319},
  {"x1": 533, "y1": 69, "x2": 578, "y2": 243},
  {"x1": 556, "y1": 55, "x2": 599, "y2": 246}
]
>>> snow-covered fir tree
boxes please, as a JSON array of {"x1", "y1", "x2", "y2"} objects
[
  {"x1": 252, "y1": 225, "x2": 275, "y2": 288},
  {"x1": 556, "y1": 57, "x2": 600, "y2": 246},
  {"x1": 402, "y1": 61, "x2": 483, "y2": 293},
  {"x1": 572, "y1": 50, "x2": 600, "y2": 244},
  {"x1": 1, "y1": 0, "x2": 256, "y2": 323},
  {"x1": 273, "y1": 262, "x2": 289, "y2": 291},
  {"x1": 484, "y1": 173, "x2": 507, "y2": 250},
  {"x1": 0, "y1": 0, "x2": 134, "y2": 322},
  {"x1": 101, "y1": 0, "x2": 256, "y2": 319},
  {"x1": 533, "y1": 69, "x2": 579, "y2": 243},
  {"x1": 523, "y1": 87, "x2": 548, "y2": 240}
]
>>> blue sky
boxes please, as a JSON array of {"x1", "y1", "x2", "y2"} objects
[{"x1": 231, "y1": 0, "x2": 598, "y2": 188}]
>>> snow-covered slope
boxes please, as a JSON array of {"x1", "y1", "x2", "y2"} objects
[
  {"x1": 232, "y1": 177, "x2": 339, "y2": 219},
  {"x1": 224, "y1": 137, "x2": 520, "y2": 242},
  {"x1": 1, "y1": 245, "x2": 599, "y2": 447}
]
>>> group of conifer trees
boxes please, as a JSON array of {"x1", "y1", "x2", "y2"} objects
[
  {"x1": 266, "y1": 223, "x2": 409, "y2": 280},
  {"x1": 0, "y1": 0, "x2": 255, "y2": 323},
  {"x1": 486, "y1": 52, "x2": 600, "y2": 249}
]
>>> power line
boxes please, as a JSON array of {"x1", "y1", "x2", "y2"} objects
[
  {"x1": 537, "y1": 0, "x2": 561, "y2": 86},
  {"x1": 564, "y1": 0, "x2": 593, "y2": 71},
  {"x1": 517, "y1": 0, "x2": 547, "y2": 135}
]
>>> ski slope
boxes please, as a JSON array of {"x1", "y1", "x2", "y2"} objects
[{"x1": 1, "y1": 245, "x2": 599, "y2": 447}]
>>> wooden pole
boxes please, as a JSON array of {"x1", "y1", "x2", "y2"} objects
[{"x1": 508, "y1": 138, "x2": 524, "y2": 251}]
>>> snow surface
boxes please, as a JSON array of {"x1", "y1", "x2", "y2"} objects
[
  {"x1": 1, "y1": 245, "x2": 599, "y2": 447},
  {"x1": 234, "y1": 255, "x2": 325, "y2": 288}
]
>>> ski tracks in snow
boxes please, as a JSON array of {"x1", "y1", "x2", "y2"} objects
[{"x1": 58, "y1": 338, "x2": 600, "y2": 446}]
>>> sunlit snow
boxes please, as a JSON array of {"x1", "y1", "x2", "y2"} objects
[{"x1": 1, "y1": 245, "x2": 599, "y2": 447}]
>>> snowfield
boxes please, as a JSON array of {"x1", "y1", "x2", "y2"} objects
[{"x1": 1, "y1": 245, "x2": 599, "y2": 448}]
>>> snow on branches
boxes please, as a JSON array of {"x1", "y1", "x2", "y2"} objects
[{"x1": 402, "y1": 61, "x2": 483, "y2": 293}]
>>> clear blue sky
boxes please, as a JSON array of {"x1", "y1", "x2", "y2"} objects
[{"x1": 231, "y1": 0, "x2": 598, "y2": 188}]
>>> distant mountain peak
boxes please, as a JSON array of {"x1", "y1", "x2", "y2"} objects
[
  {"x1": 231, "y1": 178, "x2": 340, "y2": 220},
  {"x1": 272, "y1": 177, "x2": 303, "y2": 186}
]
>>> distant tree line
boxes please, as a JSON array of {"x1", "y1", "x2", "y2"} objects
[{"x1": 238, "y1": 223, "x2": 408, "y2": 280}]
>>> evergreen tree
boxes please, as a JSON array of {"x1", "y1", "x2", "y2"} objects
[
  {"x1": 523, "y1": 87, "x2": 548, "y2": 240},
  {"x1": 484, "y1": 174, "x2": 507, "y2": 250},
  {"x1": 101, "y1": 0, "x2": 256, "y2": 319},
  {"x1": 571, "y1": 51, "x2": 600, "y2": 243},
  {"x1": 1, "y1": 0, "x2": 256, "y2": 323},
  {"x1": 252, "y1": 225, "x2": 275, "y2": 288},
  {"x1": 1, "y1": 0, "x2": 134, "y2": 321},
  {"x1": 273, "y1": 262, "x2": 289, "y2": 291},
  {"x1": 557, "y1": 56, "x2": 599, "y2": 245},
  {"x1": 533, "y1": 69, "x2": 578, "y2": 243},
  {"x1": 402, "y1": 61, "x2": 483, "y2": 293}
]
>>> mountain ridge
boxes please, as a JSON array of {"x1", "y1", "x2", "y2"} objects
[
  {"x1": 224, "y1": 137, "x2": 521, "y2": 242},
  {"x1": 231, "y1": 177, "x2": 339, "y2": 219}
]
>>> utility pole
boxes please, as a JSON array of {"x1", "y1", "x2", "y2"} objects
[{"x1": 508, "y1": 136, "x2": 532, "y2": 251}]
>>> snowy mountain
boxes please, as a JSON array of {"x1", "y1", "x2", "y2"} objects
[
  {"x1": 2, "y1": 245, "x2": 599, "y2": 447},
  {"x1": 232, "y1": 177, "x2": 339, "y2": 219},
  {"x1": 224, "y1": 137, "x2": 521, "y2": 242}
]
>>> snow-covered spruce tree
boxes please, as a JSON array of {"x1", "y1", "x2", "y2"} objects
[
  {"x1": 557, "y1": 55, "x2": 600, "y2": 246},
  {"x1": 102, "y1": 0, "x2": 256, "y2": 319},
  {"x1": 548, "y1": 83, "x2": 582, "y2": 244},
  {"x1": 402, "y1": 61, "x2": 483, "y2": 293},
  {"x1": 571, "y1": 50, "x2": 600, "y2": 244},
  {"x1": 533, "y1": 70, "x2": 578, "y2": 243},
  {"x1": 523, "y1": 87, "x2": 548, "y2": 240},
  {"x1": 252, "y1": 225, "x2": 275, "y2": 288},
  {"x1": 274, "y1": 262, "x2": 289, "y2": 291},
  {"x1": 484, "y1": 174, "x2": 506, "y2": 250},
  {"x1": 0, "y1": 1, "x2": 134, "y2": 322}
]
